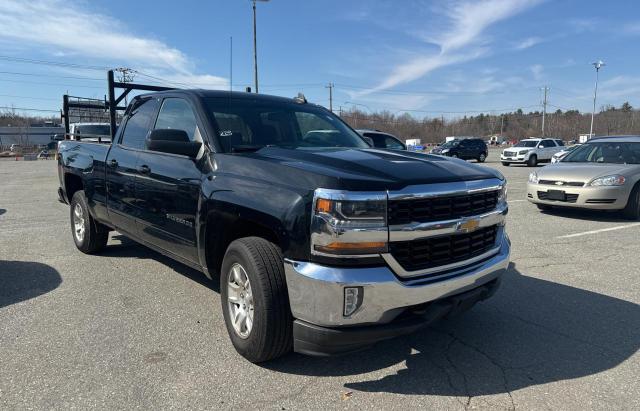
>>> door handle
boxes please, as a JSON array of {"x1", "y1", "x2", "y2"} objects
[
  {"x1": 138, "y1": 165, "x2": 151, "y2": 174},
  {"x1": 108, "y1": 159, "x2": 118, "y2": 168}
]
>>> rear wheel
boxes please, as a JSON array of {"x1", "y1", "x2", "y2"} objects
[
  {"x1": 221, "y1": 237, "x2": 292, "y2": 363},
  {"x1": 70, "y1": 190, "x2": 109, "y2": 254},
  {"x1": 622, "y1": 184, "x2": 640, "y2": 220},
  {"x1": 527, "y1": 155, "x2": 538, "y2": 167},
  {"x1": 478, "y1": 152, "x2": 487, "y2": 162}
]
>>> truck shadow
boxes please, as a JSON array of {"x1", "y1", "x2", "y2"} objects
[
  {"x1": 99, "y1": 234, "x2": 219, "y2": 292},
  {"x1": 0, "y1": 261, "x2": 62, "y2": 308},
  {"x1": 266, "y1": 263, "x2": 640, "y2": 397}
]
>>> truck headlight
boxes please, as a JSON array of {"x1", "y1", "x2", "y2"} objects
[
  {"x1": 589, "y1": 175, "x2": 626, "y2": 186},
  {"x1": 441, "y1": 149, "x2": 450, "y2": 153},
  {"x1": 497, "y1": 184, "x2": 507, "y2": 203},
  {"x1": 528, "y1": 172, "x2": 539, "y2": 184},
  {"x1": 311, "y1": 190, "x2": 388, "y2": 256}
]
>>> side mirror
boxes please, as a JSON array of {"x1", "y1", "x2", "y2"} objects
[
  {"x1": 362, "y1": 136, "x2": 374, "y2": 147},
  {"x1": 146, "y1": 129, "x2": 201, "y2": 157}
]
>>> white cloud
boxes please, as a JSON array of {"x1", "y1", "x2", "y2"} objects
[
  {"x1": 360, "y1": 0, "x2": 542, "y2": 95},
  {"x1": 0, "y1": 0, "x2": 227, "y2": 88},
  {"x1": 514, "y1": 36, "x2": 543, "y2": 50},
  {"x1": 530, "y1": 64, "x2": 544, "y2": 81}
]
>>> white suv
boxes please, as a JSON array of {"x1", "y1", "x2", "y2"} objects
[{"x1": 501, "y1": 138, "x2": 565, "y2": 167}]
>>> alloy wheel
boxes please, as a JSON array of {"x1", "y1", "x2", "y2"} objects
[{"x1": 227, "y1": 263, "x2": 254, "y2": 339}]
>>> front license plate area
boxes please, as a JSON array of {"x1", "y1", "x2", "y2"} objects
[{"x1": 547, "y1": 190, "x2": 566, "y2": 201}]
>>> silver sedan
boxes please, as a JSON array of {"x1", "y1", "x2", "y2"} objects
[{"x1": 527, "y1": 136, "x2": 640, "y2": 219}]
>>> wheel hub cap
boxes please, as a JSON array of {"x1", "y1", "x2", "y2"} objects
[
  {"x1": 73, "y1": 203, "x2": 85, "y2": 242},
  {"x1": 227, "y1": 263, "x2": 254, "y2": 339}
]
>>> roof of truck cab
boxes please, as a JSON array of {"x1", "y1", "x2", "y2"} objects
[{"x1": 139, "y1": 89, "x2": 309, "y2": 105}]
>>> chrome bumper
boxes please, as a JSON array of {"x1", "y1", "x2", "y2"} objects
[{"x1": 284, "y1": 233, "x2": 510, "y2": 327}]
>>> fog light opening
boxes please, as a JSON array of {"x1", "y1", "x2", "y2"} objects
[{"x1": 343, "y1": 286, "x2": 363, "y2": 317}]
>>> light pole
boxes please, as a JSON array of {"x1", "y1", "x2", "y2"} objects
[
  {"x1": 589, "y1": 60, "x2": 605, "y2": 138},
  {"x1": 251, "y1": 0, "x2": 269, "y2": 93}
]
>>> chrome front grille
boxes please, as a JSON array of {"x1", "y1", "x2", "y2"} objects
[
  {"x1": 388, "y1": 191, "x2": 499, "y2": 225},
  {"x1": 384, "y1": 179, "x2": 506, "y2": 279}
]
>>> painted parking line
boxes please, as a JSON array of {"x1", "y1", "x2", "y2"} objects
[
  {"x1": 557, "y1": 222, "x2": 640, "y2": 239},
  {"x1": 509, "y1": 200, "x2": 527, "y2": 203}
]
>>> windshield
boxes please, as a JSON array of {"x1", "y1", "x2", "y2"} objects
[
  {"x1": 205, "y1": 98, "x2": 369, "y2": 152},
  {"x1": 441, "y1": 140, "x2": 460, "y2": 148},
  {"x1": 75, "y1": 125, "x2": 111, "y2": 138},
  {"x1": 514, "y1": 140, "x2": 539, "y2": 148},
  {"x1": 563, "y1": 142, "x2": 640, "y2": 164}
]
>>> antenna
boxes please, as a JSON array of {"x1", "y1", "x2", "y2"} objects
[{"x1": 230, "y1": 36, "x2": 233, "y2": 93}]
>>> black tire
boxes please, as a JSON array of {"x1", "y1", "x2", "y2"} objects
[
  {"x1": 537, "y1": 204, "x2": 552, "y2": 211},
  {"x1": 527, "y1": 155, "x2": 538, "y2": 167},
  {"x1": 478, "y1": 152, "x2": 487, "y2": 163},
  {"x1": 70, "y1": 190, "x2": 109, "y2": 254},
  {"x1": 622, "y1": 184, "x2": 640, "y2": 220},
  {"x1": 501, "y1": 162, "x2": 510, "y2": 166},
  {"x1": 220, "y1": 237, "x2": 292, "y2": 363}
]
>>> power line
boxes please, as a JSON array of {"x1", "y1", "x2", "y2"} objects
[
  {"x1": 0, "y1": 78, "x2": 104, "y2": 89},
  {"x1": 0, "y1": 70, "x2": 103, "y2": 81},
  {"x1": 0, "y1": 55, "x2": 110, "y2": 70},
  {"x1": 0, "y1": 94, "x2": 60, "y2": 101},
  {"x1": 0, "y1": 106, "x2": 59, "y2": 113}
]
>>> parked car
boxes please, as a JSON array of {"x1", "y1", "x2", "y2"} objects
[
  {"x1": 527, "y1": 136, "x2": 640, "y2": 218},
  {"x1": 58, "y1": 90, "x2": 510, "y2": 362},
  {"x1": 430, "y1": 138, "x2": 488, "y2": 162},
  {"x1": 551, "y1": 144, "x2": 581, "y2": 163},
  {"x1": 68, "y1": 123, "x2": 112, "y2": 143},
  {"x1": 356, "y1": 129, "x2": 406, "y2": 150},
  {"x1": 501, "y1": 138, "x2": 565, "y2": 166}
]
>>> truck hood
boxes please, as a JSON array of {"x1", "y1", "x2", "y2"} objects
[
  {"x1": 537, "y1": 163, "x2": 636, "y2": 182},
  {"x1": 217, "y1": 147, "x2": 501, "y2": 191}
]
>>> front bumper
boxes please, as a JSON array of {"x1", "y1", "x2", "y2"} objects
[
  {"x1": 527, "y1": 183, "x2": 631, "y2": 209},
  {"x1": 284, "y1": 233, "x2": 509, "y2": 329},
  {"x1": 500, "y1": 154, "x2": 527, "y2": 163},
  {"x1": 293, "y1": 277, "x2": 501, "y2": 356}
]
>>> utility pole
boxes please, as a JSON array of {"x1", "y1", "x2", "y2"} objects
[
  {"x1": 115, "y1": 67, "x2": 135, "y2": 105},
  {"x1": 500, "y1": 114, "x2": 504, "y2": 136},
  {"x1": 590, "y1": 60, "x2": 605, "y2": 138},
  {"x1": 251, "y1": 0, "x2": 270, "y2": 94},
  {"x1": 541, "y1": 86, "x2": 549, "y2": 137},
  {"x1": 325, "y1": 83, "x2": 334, "y2": 112}
]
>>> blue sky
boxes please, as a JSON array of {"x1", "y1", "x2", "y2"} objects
[{"x1": 1, "y1": 0, "x2": 639, "y2": 119}]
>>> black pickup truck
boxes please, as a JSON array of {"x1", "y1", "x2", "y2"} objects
[{"x1": 58, "y1": 90, "x2": 510, "y2": 362}]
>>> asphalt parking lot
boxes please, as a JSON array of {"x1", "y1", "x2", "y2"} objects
[{"x1": 1, "y1": 152, "x2": 638, "y2": 410}]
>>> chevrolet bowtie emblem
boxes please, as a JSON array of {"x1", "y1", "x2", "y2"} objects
[{"x1": 457, "y1": 219, "x2": 480, "y2": 233}]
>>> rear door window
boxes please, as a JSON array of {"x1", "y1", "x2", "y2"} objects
[{"x1": 120, "y1": 99, "x2": 159, "y2": 150}]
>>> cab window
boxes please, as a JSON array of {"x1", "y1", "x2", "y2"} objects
[
  {"x1": 120, "y1": 99, "x2": 159, "y2": 149},
  {"x1": 154, "y1": 98, "x2": 200, "y2": 142}
]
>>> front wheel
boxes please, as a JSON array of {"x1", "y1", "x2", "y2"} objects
[
  {"x1": 478, "y1": 152, "x2": 487, "y2": 162},
  {"x1": 501, "y1": 162, "x2": 510, "y2": 166},
  {"x1": 622, "y1": 184, "x2": 640, "y2": 220},
  {"x1": 537, "y1": 204, "x2": 552, "y2": 211},
  {"x1": 527, "y1": 155, "x2": 538, "y2": 167},
  {"x1": 221, "y1": 237, "x2": 292, "y2": 363},
  {"x1": 450, "y1": 153, "x2": 459, "y2": 159},
  {"x1": 70, "y1": 190, "x2": 109, "y2": 254}
]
